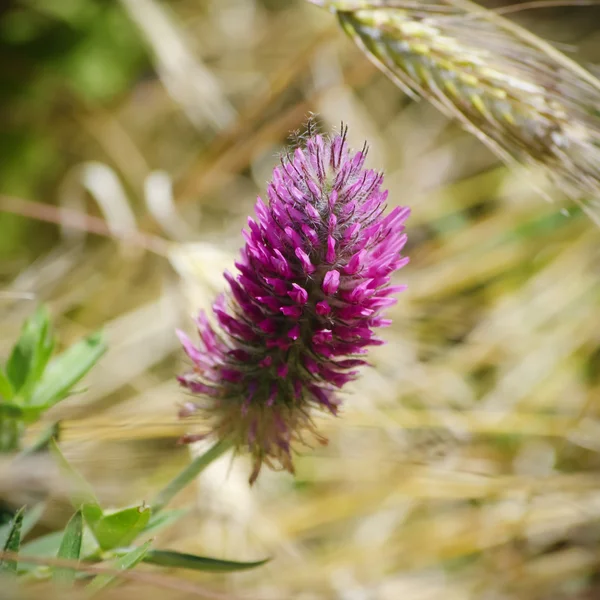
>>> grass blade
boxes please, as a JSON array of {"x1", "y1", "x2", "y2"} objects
[
  {"x1": 142, "y1": 549, "x2": 269, "y2": 572},
  {"x1": 0, "y1": 507, "x2": 24, "y2": 574},
  {"x1": 86, "y1": 541, "x2": 151, "y2": 594},
  {"x1": 54, "y1": 510, "x2": 83, "y2": 585}
]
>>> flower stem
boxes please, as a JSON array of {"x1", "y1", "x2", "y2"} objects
[{"x1": 151, "y1": 438, "x2": 234, "y2": 514}]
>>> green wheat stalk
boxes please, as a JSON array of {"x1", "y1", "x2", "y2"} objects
[{"x1": 310, "y1": 0, "x2": 600, "y2": 223}]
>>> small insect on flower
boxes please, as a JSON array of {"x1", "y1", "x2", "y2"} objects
[{"x1": 177, "y1": 125, "x2": 409, "y2": 484}]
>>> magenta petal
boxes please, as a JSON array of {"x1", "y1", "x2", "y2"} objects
[
  {"x1": 178, "y1": 376, "x2": 214, "y2": 395},
  {"x1": 288, "y1": 283, "x2": 308, "y2": 304},
  {"x1": 326, "y1": 235, "x2": 336, "y2": 263},
  {"x1": 312, "y1": 329, "x2": 333, "y2": 345},
  {"x1": 260, "y1": 356, "x2": 273, "y2": 368},
  {"x1": 322, "y1": 270, "x2": 340, "y2": 295},
  {"x1": 258, "y1": 318, "x2": 277, "y2": 334},
  {"x1": 265, "y1": 277, "x2": 289, "y2": 296},
  {"x1": 316, "y1": 301, "x2": 331, "y2": 316},
  {"x1": 176, "y1": 329, "x2": 204, "y2": 364},
  {"x1": 281, "y1": 305, "x2": 303, "y2": 318},
  {"x1": 343, "y1": 249, "x2": 367, "y2": 275},
  {"x1": 295, "y1": 247, "x2": 316, "y2": 274},
  {"x1": 257, "y1": 296, "x2": 283, "y2": 312},
  {"x1": 221, "y1": 368, "x2": 243, "y2": 383}
]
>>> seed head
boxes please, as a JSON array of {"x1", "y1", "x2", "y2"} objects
[
  {"x1": 318, "y1": 0, "x2": 600, "y2": 223},
  {"x1": 178, "y1": 126, "x2": 409, "y2": 483}
]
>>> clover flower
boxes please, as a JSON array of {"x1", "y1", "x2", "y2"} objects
[{"x1": 177, "y1": 126, "x2": 409, "y2": 483}]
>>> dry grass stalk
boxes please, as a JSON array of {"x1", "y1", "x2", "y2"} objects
[{"x1": 314, "y1": 0, "x2": 600, "y2": 222}]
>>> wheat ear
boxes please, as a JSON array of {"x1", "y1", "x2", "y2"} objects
[{"x1": 313, "y1": 0, "x2": 600, "y2": 223}]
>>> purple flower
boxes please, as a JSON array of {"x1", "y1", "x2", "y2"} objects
[{"x1": 177, "y1": 126, "x2": 409, "y2": 483}]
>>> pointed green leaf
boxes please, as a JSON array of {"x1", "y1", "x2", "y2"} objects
[
  {"x1": 0, "y1": 506, "x2": 24, "y2": 574},
  {"x1": 0, "y1": 503, "x2": 46, "y2": 550},
  {"x1": 87, "y1": 541, "x2": 151, "y2": 594},
  {"x1": 28, "y1": 311, "x2": 55, "y2": 397},
  {"x1": 81, "y1": 503, "x2": 103, "y2": 528},
  {"x1": 91, "y1": 505, "x2": 151, "y2": 551},
  {"x1": 142, "y1": 549, "x2": 269, "y2": 572},
  {"x1": 151, "y1": 439, "x2": 232, "y2": 514},
  {"x1": 54, "y1": 510, "x2": 83, "y2": 585},
  {"x1": 6, "y1": 306, "x2": 52, "y2": 395},
  {"x1": 21, "y1": 531, "x2": 63, "y2": 557},
  {"x1": 28, "y1": 330, "x2": 106, "y2": 413},
  {"x1": 0, "y1": 369, "x2": 14, "y2": 402},
  {"x1": 21, "y1": 526, "x2": 98, "y2": 560},
  {"x1": 49, "y1": 439, "x2": 101, "y2": 511}
]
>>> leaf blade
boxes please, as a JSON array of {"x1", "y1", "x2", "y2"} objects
[
  {"x1": 91, "y1": 505, "x2": 151, "y2": 551},
  {"x1": 86, "y1": 541, "x2": 151, "y2": 594},
  {"x1": 0, "y1": 369, "x2": 14, "y2": 402},
  {"x1": 54, "y1": 510, "x2": 83, "y2": 585},
  {"x1": 29, "y1": 330, "x2": 106, "y2": 412},
  {"x1": 0, "y1": 506, "x2": 25, "y2": 574},
  {"x1": 6, "y1": 306, "x2": 51, "y2": 396},
  {"x1": 142, "y1": 549, "x2": 269, "y2": 572}
]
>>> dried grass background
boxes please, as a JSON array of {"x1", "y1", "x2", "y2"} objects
[{"x1": 2, "y1": 0, "x2": 600, "y2": 598}]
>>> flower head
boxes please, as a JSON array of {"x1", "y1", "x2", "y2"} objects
[{"x1": 178, "y1": 126, "x2": 409, "y2": 483}]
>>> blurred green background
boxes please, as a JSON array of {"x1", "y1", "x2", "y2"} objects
[{"x1": 2, "y1": 1, "x2": 600, "y2": 599}]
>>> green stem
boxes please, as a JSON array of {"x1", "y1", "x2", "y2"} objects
[
  {"x1": 150, "y1": 438, "x2": 234, "y2": 515},
  {"x1": 0, "y1": 414, "x2": 22, "y2": 453}
]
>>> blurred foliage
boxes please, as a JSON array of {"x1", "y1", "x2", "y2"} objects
[
  {"x1": 1, "y1": 0, "x2": 600, "y2": 599},
  {"x1": 0, "y1": 0, "x2": 148, "y2": 261},
  {"x1": 0, "y1": 308, "x2": 264, "y2": 588}
]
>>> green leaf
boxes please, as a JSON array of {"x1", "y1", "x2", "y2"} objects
[
  {"x1": 0, "y1": 403, "x2": 24, "y2": 419},
  {"x1": 0, "y1": 503, "x2": 46, "y2": 572},
  {"x1": 151, "y1": 439, "x2": 232, "y2": 514},
  {"x1": 0, "y1": 369, "x2": 14, "y2": 402},
  {"x1": 0, "y1": 506, "x2": 24, "y2": 574},
  {"x1": 142, "y1": 549, "x2": 269, "y2": 572},
  {"x1": 21, "y1": 531, "x2": 63, "y2": 557},
  {"x1": 90, "y1": 505, "x2": 151, "y2": 551},
  {"x1": 28, "y1": 330, "x2": 106, "y2": 413},
  {"x1": 54, "y1": 510, "x2": 83, "y2": 585},
  {"x1": 21, "y1": 526, "x2": 97, "y2": 560},
  {"x1": 0, "y1": 502, "x2": 46, "y2": 549},
  {"x1": 81, "y1": 503, "x2": 103, "y2": 528},
  {"x1": 49, "y1": 439, "x2": 101, "y2": 511},
  {"x1": 87, "y1": 541, "x2": 151, "y2": 594},
  {"x1": 6, "y1": 306, "x2": 53, "y2": 396}
]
